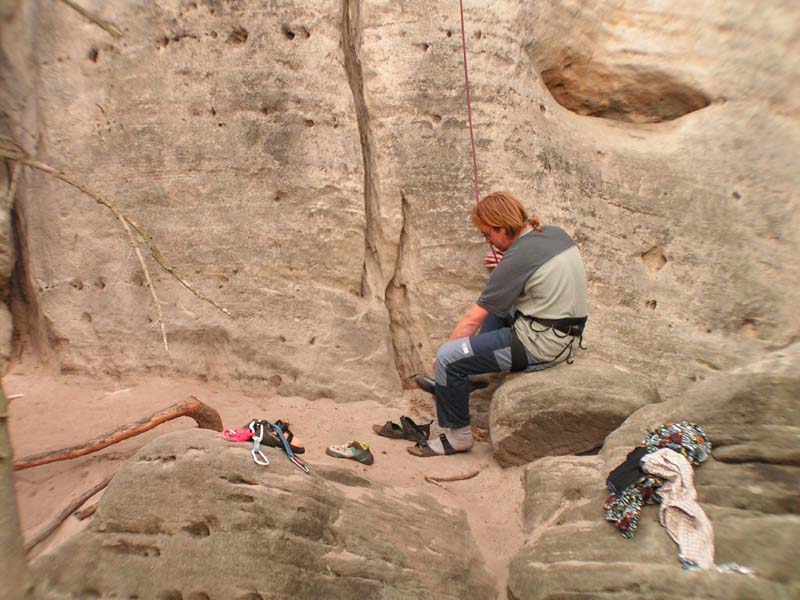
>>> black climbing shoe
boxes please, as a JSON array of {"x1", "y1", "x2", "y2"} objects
[{"x1": 412, "y1": 374, "x2": 489, "y2": 395}]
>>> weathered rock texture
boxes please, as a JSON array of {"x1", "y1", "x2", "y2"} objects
[
  {"x1": 0, "y1": 0, "x2": 797, "y2": 403},
  {"x1": 32, "y1": 428, "x2": 496, "y2": 599},
  {"x1": 507, "y1": 345, "x2": 800, "y2": 600},
  {"x1": 490, "y1": 358, "x2": 660, "y2": 466}
]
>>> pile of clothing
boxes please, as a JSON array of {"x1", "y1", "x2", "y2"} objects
[{"x1": 603, "y1": 422, "x2": 714, "y2": 569}]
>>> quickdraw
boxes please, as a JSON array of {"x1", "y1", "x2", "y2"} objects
[{"x1": 268, "y1": 421, "x2": 310, "y2": 475}]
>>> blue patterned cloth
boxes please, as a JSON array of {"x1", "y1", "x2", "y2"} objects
[{"x1": 603, "y1": 422, "x2": 711, "y2": 537}]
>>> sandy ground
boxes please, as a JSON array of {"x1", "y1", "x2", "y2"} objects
[{"x1": 5, "y1": 363, "x2": 526, "y2": 599}]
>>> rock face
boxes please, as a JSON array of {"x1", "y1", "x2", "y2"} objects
[
  {"x1": 32, "y1": 428, "x2": 496, "y2": 600},
  {"x1": 507, "y1": 345, "x2": 800, "y2": 600},
  {"x1": 0, "y1": 0, "x2": 797, "y2": 404},
  {"x1": 489, "y1": 358, "x2": 660, "y2": 466}
]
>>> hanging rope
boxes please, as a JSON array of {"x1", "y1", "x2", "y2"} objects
[
  {"x1": 458, "y1": 0, "x2": 480, "y2": 206},
  {"x1": 458, "y1": 0, "x2": 498, "y2": 261}
]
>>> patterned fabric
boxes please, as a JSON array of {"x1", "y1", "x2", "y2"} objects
[
  {"x1": 642, "y1": 422, "x2": 711, "y2": 466},
  {"x1": 641, "y1": 448, "x2": 715, "y2": 568},
  {"x1": 602, "y1": 476, "x2": 660, "y2": 538},
  {"x1": 603, "y1": 422, "x2": 711, "y2": 538}
]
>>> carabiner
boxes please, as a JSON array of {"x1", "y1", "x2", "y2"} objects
[{"x1": 250, "y1": 421, "x2": 270, "y2": 466}]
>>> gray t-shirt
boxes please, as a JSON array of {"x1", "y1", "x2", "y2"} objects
[{"x1": 477, "y1": 226, "x2": 588, "y2": 362}]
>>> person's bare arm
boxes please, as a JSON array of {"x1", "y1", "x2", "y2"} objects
[{"x1": 448, "y1": 303, "x2": 489, "y2": 341}]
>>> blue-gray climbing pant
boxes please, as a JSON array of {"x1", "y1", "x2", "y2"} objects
[{"x1": 433, "y1": 312, "x2": 555, "y2": 428}]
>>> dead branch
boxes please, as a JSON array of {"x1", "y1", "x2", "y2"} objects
[
  {"x1": 0, "y1": 141, "x2": 232, "y2": 353},
  {"x1": 24, "y1": 474, "x2": 113, "y2": 553},
  {"x1": 74, "y1": 503, "x2": 98, "y2": 521},
  {"x1": 115, "y1": 210, "x2": 168, "y2": 351},
  {"x1": 423, "y1": 475, "x2": 456, "y2": 495},
  {"x1": 425, "y1": 470, "x2": 480, "y2": 483},
  {"x1": 14, "y1": 396, "x2": 222, "y2": 471},
  {"x1": 57, "y1": 0, "x2": 123, "y2": 39}
]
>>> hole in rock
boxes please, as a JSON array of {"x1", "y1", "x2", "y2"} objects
[
  {"x1": 227, "y1": 26, "x2": 248, "y2": 44},
  {"x1": 540, "y1": 59, "x2": 710, "y2": 123},
  {"x1": 183, "y1": 521, "x2": 210, "y2": 537},
  {"x1": 87, "y1": 48, "x2": 99, "y2": 62},
  {"x1": 640, "y1": 246, "x2": 667, "y2": 272}
]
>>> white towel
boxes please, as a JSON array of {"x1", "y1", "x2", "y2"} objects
[{"x1": 641, "y1": 448, "x2": 715, "y2": 568}]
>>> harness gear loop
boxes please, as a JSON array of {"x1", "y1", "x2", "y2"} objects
[{"x1": 513, "y1": 313, "x2": 589, "y2": 366}]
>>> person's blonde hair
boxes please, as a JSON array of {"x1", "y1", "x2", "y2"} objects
[{"x1": 471, "y1": 191, "x2": 542, "y2": 235}]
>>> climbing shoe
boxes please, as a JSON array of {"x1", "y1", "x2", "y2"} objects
[{"x1": 325, "y1": 441, "x2": 375, "y2": 466}]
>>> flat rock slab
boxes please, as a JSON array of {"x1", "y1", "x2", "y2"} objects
[
  {"x1": 490, "y1": 358, "x2": 659, "y2": 466},
  {"x1": 32, "y1": 429, "x2": 495, "y2": 600},
  {"x1": 506, "y1": 345, "x2": 800, "y2": 600}
]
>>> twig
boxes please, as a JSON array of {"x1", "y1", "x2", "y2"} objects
[
  {"x1": 0, "y1": 143, "x2": 232, "y2": 352},
  {"x1": 425, "y1": 470, "x2": 480, "y2": 483},
  {"x1": 24, "y1": 474, "x2": 113, "y2": 553},
  {"x1": 424, "y1": 475, "x2": 456, "y2": 495},
  {"x1": 14, "y1": 396, "x2": 222, "y2": 470},
  {"x1": 74, "y1": 503, "x2": 98, "y2": 521},
  {"x1": 115, "y1": 212, "x2": 168, "y2": 351},
  {"x1": 57, "y1": 0, "x2": 123, "y2": 39},
  {"x1": 5, "y1": 160, "x2": 21, "y2": 210}
]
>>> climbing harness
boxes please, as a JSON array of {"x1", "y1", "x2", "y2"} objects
[
  {"x1": 510, "y1": 313, "x2": 588, "y2": 369},
  {"x1": 248, "y1": 420, "x2": 270, "y2": 466}
]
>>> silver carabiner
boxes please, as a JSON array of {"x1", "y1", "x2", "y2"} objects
[{"x1": 250, "y1": 422, "x2": 270, "y2": 466}]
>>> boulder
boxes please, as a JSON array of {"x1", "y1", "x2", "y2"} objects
[
  {"x1": 32, "y1": 429, "x2": 495, "y2": 600},
  {"x1": 489, "y1": 358, "x2": 659, "y2": 466},
  {"x1": 506, "y1": 345, "x2": 800, "y2": 599}
]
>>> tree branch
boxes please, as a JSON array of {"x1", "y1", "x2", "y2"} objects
[
  {"x1": 14, "y1": 396, "x2": 222, "y2": 471},
  {"x1": 57, "y1": 0, "x2": 123, "y2": 39},
  {"x1": 24, "y1": 474, "x2": 113, "y2": 553},
  {"x1": 0, "y1": 141, "x2": 232, "y2": 353}
]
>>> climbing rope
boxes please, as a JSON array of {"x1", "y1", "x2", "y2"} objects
[
  {"x1": 458, "y1": 0, "x2": 480, "y2": 206},
  {"x1": 458, "y1": 0, "x2": 498, "y2": 260}
]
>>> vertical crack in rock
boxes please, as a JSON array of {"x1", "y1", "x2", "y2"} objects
[
  {"x1": 341, "y1": 0, "x2": 385, "y2": 300},
  {"x1": 341, "y1": 0, "x2": 412, "y2": 383},
  {"x1": 385, "y1": 191, "x2": 427, "y2": 382}
]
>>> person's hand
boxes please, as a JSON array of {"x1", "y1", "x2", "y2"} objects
[{"x1": 484, "y1": 246, "x2": 504, "y2": 270}]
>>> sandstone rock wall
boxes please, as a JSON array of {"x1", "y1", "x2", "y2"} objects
[{"x1": 1, "y1": 0, "x2": 798, "y2": 402}]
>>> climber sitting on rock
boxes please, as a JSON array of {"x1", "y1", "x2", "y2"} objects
[{"x1": 408, "y1": 191, "x2": 588, "y2": 457}]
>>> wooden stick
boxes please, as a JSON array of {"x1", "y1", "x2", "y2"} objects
[
  {"x1": 14, "y1": 396, "x2": 222, "y2": 471},
  {"x1": 114, "y1": 210, "x2": 168, "y2": 351},
  {"x1": 425, "y1": 470, "x2": 480, "y2": 483},
  {"x1": 424, "y1": 476, "x2": 456, "y2": 495},
  {"x1": 74, "y1": 503, "x2": 98, "y2": 521},
  {"x1": 0, "y1": 146, "x2": 232, "y2": 325},
  {"x1": 24, "y1": 474, "x2": 113, "y2": 553},
  {"x1": 58, "y1": 0, "x2": 123, "y2": 39}
]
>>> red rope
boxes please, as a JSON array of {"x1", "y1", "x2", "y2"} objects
[
  {"x1": 458, "y1": 0, "x2": 497, "y2": 261},
  {"x1": 458, "y1": 0, "x2": 480, "y2": 206}
]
